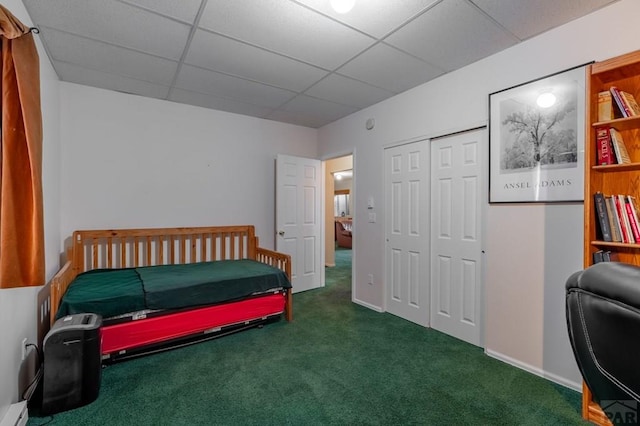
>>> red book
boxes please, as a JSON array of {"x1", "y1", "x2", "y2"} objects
[
  {"x1": 610, "y1": 86, "x2": 632, "y2": 117},
  {"x1": 626, "y1": 196, "x2": 640, "y2": 242},
  {"x1": 595, "y1": 126, "x2": 614, "y2": 165},
  {"x1": 614, "y1": 195, "x2": 631, "y2": 243}
]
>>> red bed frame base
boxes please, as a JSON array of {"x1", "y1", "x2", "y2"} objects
[{"x1": 101, "y1": 292, "x2": 286, "y2": 363}]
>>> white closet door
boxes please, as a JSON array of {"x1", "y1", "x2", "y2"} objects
[{"x1": 430, "y1": 129, "x2": 485, "y2": 347}]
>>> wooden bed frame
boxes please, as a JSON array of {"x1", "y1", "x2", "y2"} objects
[{"x1": 49, "y1": 225, "x2": 292, "y2": 327}]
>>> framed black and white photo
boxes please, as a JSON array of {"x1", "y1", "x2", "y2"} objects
[{"x1": 489, "y1": 64, "x2": 587, "y2": 203}]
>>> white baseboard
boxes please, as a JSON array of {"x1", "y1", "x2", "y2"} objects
[
  {"x1": 352, "y1": 297, "x2": 383, "y2": 312},
  {"x1": 485, "y1": 349, "x2": 582, "y2": 392},
  {"x1": 0, "y1": 401, "x2": 28, "y2": 426}
]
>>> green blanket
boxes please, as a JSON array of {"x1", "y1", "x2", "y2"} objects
[
  {"x1": 57, "y1": 268, "x2": 146, "y2": 319},
  {"x1": 138, "y1": 260, "x2": 291, "y2": 310},
  {"x1": 56, "y1": 259, "x2": 291, "y2": 320}
]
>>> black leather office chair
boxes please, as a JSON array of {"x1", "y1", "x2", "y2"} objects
[{"x1": 566, "y1": 262, "x2": 640, "y2": 410}]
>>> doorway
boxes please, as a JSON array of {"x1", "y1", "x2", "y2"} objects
[{"x1": 324, "y1": 155, "x2": 354, "y2": 296}]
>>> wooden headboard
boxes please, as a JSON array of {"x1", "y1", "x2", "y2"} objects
[
  {"x1": 49, "y1": 225, "x2": 292, "y2": 326},
  {"x1": 71, "y1": 225, "x2": 259, "y2": 272}
]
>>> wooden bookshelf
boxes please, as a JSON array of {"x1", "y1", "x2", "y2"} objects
[{"x1": 583, "y1": 49, "x2": 640, "y2": 425}]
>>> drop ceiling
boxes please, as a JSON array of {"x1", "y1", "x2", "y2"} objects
[{"x1": 24, "y1": 0, "x2": 618, "y2": 128}]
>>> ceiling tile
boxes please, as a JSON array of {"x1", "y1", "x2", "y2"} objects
[
  {"x1": 198, "y1": 0, "x2": 375, "y2": 69},
  {"x1": 185, "y1": 30, "x2": 329, "y2": 92},
  {"x1": 266, "y1": 109, "x2": 330, "y2": 128},
  {"x1": 276, "y1": 94, "x2": 358, "y2": 126},
  {"x1": 297, "y1": 0, "x2": 439, "y2": 38},
  {"x1": 169, "y1": 89, "x2": 274, "y2": 118},
  {"x1": 470, "y1": 0, "x2": 618, "y2": 40},
  {"x1": 54, "y1": 61, "x2": 171, "y2": 100},
  {"x1": 175, "y1": 65, "x2": 297, "y2": 108},
  {"x1": 119, "y1": 0, "x2": 203, "y2": 24},
  {"x1": 338, "y1": 43, "x2": 444, "y2": 93},
  {"x1": 42, "y1": 28, "x2": 178, "y2": 86},
  {"x1": 305, "y1": 74, "x2": 395, "y2": 109},
  {"x1": 385, "y1": 0, "x2": 518, "y2": 71},
  {"x1": 23, "y1": 0, "x2": 191, "y2": 60}
]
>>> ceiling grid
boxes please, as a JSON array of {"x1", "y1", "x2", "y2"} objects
[{"x1": 23, "y1": 0, "x2": 618, "y2": 128}]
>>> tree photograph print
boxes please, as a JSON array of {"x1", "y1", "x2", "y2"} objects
[{"x1": 489, "y1": 65, "x2": 586, "y2": 203}]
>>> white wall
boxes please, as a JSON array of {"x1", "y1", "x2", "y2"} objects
[
  {"x1": 317, "y1": 0, "x2": 639, "y2": 390},
  {"x1": 0, "y1": 0, "x2": 61, "y2": 420},
  {"x1": 59, "y1": 83, "x2": 317, "y2": 250}
]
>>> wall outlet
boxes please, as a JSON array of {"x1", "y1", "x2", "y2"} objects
[
  {"x1": 21, "y1": 338, "x2": 27, "y2": 360},
  {"x1": 368, "y1": 274, "x2": 374, "y2": 285}
]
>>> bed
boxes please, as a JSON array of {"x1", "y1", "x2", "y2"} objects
[{"x1": 48, "y1": 225, "x2": 292, "y2": 362}]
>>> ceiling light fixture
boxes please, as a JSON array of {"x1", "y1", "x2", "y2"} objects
[
  {"x1": 536, "y1": 91, "x2": 556, "y2": 108},
  {"x1": 330, "y1": 0, "x2": 356, "y2": 14},
  {"x1": 335, "y1": 173, "x2": 343, "y2": 181}
]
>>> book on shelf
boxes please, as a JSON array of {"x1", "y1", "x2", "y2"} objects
[
  {"x1": 606, "y1": 195, "x2": 623, "y2": 242},
  {"x1": 619, "y1": 90, "x2": 640, "y2": 116},
  {"x1": 597, "y1": 90, "x2": 614, "y2": 121},
  {"x1": 609, "y1": 128, "x2": 631, "y2": 164},
  {"x1": 610, "y1": 86, "x2": 633, "y2": 118},
  {"x1": 595, "y1": 126, "x2": 615, "y2": 165},
  {"x1": 594, "y1": 192, "x2": 612, "y2": 242},
  {"x1": 593, "y1": 250, "x2": 620, "y2": 263},
  {"x1": 603, "y1": 250, "x2": 620, "y2": 262},
  {"x1": 627, "y1": 196, "x2": 640, "y2": 242},
  {"x1": 593, "y1": 250, "x2": 604, "y2": 264},
  {"x1": 618, "y1": 194, "x2": 635, "y2": 243},
  {"x1": 613, "y1": 195, "x2": 632, "y2": 243},
  {"x1": 593, "y1": 190, "x2": 640, "y2": 244}
]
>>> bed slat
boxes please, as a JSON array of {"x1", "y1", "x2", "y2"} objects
[
  {"x1": 107, "y1": 237, "x2": 113, "y2": 268},
  {"x1": 133, "y1": 237, "x2": 139, "y2": 267},
  {"x1": 158, "y1": 237, "x2": 164, "y2": 265},
  {"x1": 146, "y1": 236, "x2": 152, "y2": 266},
  {"x1": 221, "y1": 234, "x2": 227, "y2": 261},
  {"x1": 92, "y1": 238, "x2": 98, "y2": 270},
  {"x1": 180, "y1": 235, "x2": 186, "y2": 264},
  {"x1": 121, "y1": 239, "x2": 126, "y2": 269},
  {"x1": 230, "y1": 233, "x2": 236, "y2": 260},
  {"x1": 170, "y1": 235, "x2": 175, "y2": 264}
]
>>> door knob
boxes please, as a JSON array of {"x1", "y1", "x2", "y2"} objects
[{"x1": 278, "y1": 231, "x2": 285, "y2": 236}]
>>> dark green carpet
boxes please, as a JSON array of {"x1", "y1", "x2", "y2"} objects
[{"x1": 29, "y1": 248, "x2": 585, "y2": 425}]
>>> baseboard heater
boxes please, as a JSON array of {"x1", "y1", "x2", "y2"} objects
[{"x1": 0, "y1": 401, "x2": 28, "y2": 426}]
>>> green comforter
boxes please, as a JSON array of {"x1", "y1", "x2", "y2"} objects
[{"x1": 56, "y1": 259, "x2": 291, "y2": 320}]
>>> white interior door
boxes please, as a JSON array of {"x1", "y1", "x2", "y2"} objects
[
  {"x1": 276, "y1": 154, "x2": 322, "y2": 293},
  {"x1": 430, "y1": 129, "x2": 485, "y2": 347},
  {"x1": 384, "y1": 140, "x2": 430, "y2": 327}
]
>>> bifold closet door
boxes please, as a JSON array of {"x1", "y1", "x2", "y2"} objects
[
  {"x1": 384, "y1": 140, "x2": 430, "y2": 327},
  {"x1": 430, "y1": 128, "x2": 485, "y2": 347}
]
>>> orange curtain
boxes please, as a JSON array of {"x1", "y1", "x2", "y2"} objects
[{"x1": 0, "y1": 5, "x2": 44, "y2": 288}]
